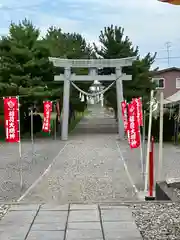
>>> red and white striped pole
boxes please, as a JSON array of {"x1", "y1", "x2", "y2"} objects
[
  {"x1": 149, "y1": 136, "x2": 154, "y2": 197},
  {"x1": 145, "y1": 136, "x2": 155, "y2": 200}
]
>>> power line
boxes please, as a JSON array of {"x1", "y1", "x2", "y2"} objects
[
  {"x1": 157, "y1": 46, "x2": 180, "y2": 51},
  {"x1": 156, "y1": 56, "x2": 180, "y2": 60}
]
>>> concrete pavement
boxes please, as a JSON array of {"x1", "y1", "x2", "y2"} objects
[{"x1": 0, "y1": 204, "x2": 142, "y2": 239}]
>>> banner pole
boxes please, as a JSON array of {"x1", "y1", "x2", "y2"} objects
[
  {"x1": 144, "y1": 90, "x2": 154, "y2": 192},
  {"x1": 49, "y1": 101, "x2": 52, "y2": 137},
  {"x1": 158, "y1": 92, "x2": 164, "y2": 181},
  {"x1": 17, "y1": 96, "x2": 23, "y2": 190},
  {"x1": 139, "y1": 127, "x2": 144, "y2": 179},
  {"x1": 139, "y1": 98, "x2": 144, "y2": 180},
  {"x1": 30, "y1": 108, "x2": 34, "y2": 160},
  {"x1": 142, "y1": 110, "x2": 146, "y2": 183},
  {"x1": 54, "y1": 103, "x2": 57, "y2": 140}
]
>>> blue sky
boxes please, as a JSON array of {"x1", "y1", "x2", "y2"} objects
[{"x1": 0, "y1": 0, "x2": 180, "y2": 69}]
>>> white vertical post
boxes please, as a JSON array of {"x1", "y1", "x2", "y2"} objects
[
  {"x1": 142, "y1": 110, "x2": 146, "y2": 182},
  {"x1": 17, "y1": 96, "x2": 23, "y2": 189},
  {"x1": 101, "y1": 94, "x2": 104, "y2": 107},
  {"x1": 139, "y1": 130, "x2": 144, "y2": 178},
  {"x1": 144, "y1": 90, "x2": 154, "y2": 192},
  {"x1": 53, "y1": 103, "x2": 57, "y2": 140},
  {"x1": 30, "y1": 109, "x2": 34, "y2": 159},
  {"x1": 116, "y1": 68, "x2": 124, "y2": 139},
  {"x1": 158, "y1": 92, "x2": 164, "y2": 181},
  {"x1": 61, "y1": 67, "x2": 71, "y2": 140}
]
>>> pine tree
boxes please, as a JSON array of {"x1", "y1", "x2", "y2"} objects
[
  {"x1": 94, "y1": 25, "x2": 156, "y2": 114},
  {"x1": 43, "y1": 27, "x2": 95, "y2": 111},
  {"x1": 0, "y1": 19, "x2": 53, "y2": 96}
]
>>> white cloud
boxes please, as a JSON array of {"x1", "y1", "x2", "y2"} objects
[
  {"x1": 82, "y1": 1, "x2": 179, "y2": 50},
  {"x1": 37, "y1": 14, "x2": 81, "y2": 36},
  {"x1": 0, "y1": 5, "x2": 82, "y2": 36},
  {"x1": 63, "y1": 0, "x2": 176, "y2": 11},
  {"x1": 0, "y1": 0, "x2": 179, "y2": 69},
  {"x1": 0, "y1": 0, "x2": 45, "y2": 9}
]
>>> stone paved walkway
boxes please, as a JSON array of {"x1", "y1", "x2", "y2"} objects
[{"x1": 0, "y1": 204, "x2": 142, "y2": 239}]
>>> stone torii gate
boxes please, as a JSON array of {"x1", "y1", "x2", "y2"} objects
[{"x1": 49, "y1": 57, "x2": 135, "y2": 140}]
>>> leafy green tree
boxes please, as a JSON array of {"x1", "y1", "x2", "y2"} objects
[
  {"x1": 0, "y1": 19, "x2": 56, "y2": 133},
  {"x1": 44, "y1": 27, "x2": 93, "y2": 59},
  {"x1": 94, "y1": 25, "x2": 156, "y2": 116},
  {"x1": 0, "y1": 19, "x2": 54, "y2": 96},
  {"x1": 43, "y1": 27, "x2": 95, "y2": 112}
]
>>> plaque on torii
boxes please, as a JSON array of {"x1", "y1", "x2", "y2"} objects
[{"x1": 49, "y1": 57, "x2": 135, "y2": 140}]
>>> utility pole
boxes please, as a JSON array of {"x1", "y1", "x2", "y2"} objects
[{"x1": 165, "y1": 42, "x2": 171, "y2": 67}]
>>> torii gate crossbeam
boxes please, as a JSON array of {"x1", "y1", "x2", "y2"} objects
[{"x1": 49, "y1": 57, "x2": 136, "y2": 140}]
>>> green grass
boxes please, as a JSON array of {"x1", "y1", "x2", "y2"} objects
[
  {"x1": 0, "y1": 116, "x2": 5, "y2": 140},
  {"x1": 69, "y1": 112, "x2": 84, "y2": 133}
]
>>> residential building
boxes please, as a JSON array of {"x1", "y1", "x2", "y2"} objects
[{"x1": 152, "y1": 67, "x2": 180, "y2": 99}]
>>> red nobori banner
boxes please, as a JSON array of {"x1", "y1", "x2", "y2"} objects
[
  {"x1": 127, "y1": 101, "x2": 140, "y2": 149},
  {"x1": 133, "y1": 98, "x2": 143, "y2": 126},
  {"x1": 42, "y1": 101, "x2": 52, "y2": 132},
  {"x1": 3, "y1": 97, "x2": 19, "y2": 143},
  {"x1": 121, "y1": 101, "x2": 128, "y2": 132}
]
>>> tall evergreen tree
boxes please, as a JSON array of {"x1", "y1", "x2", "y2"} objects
[
  {"x1": 94, "y1": 25, "x2": 156, "y2": 115},
  {"x1": 43, "y1": 27, "x2": 95, "y2": 111},
  {"x1": 0, "y1": 19, "x2": 53, "y2": 96}
]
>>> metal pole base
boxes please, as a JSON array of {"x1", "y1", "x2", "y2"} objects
[{"x1": 145, "y1": 196, "x2": 155, "y2": 201}]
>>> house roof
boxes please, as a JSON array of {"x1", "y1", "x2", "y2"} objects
[
  {"x1": 164, "y1": 90, "x2": 180, "y2": 105},
  {"x1": 152, "y1": 67, "x2": 180, "y2": 75}
]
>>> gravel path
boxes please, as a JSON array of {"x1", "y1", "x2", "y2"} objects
[
  {"x1": 0, "y1": 139, "x2": 65, "y2": 201},
  {"x1": 173, "y1": 188, "x2": 180, "y2": 199},
  {"x1": 3, "y1": 105, "x2": 179, "y2": 204},
  {"x1": 0, "y1": 205, "x2": 9, "y2": 220},
  {"x1": 18, "y1": 105, "x2": 138, "y2": 203},
  {"x1": 132, "y1": 203, "x2": 180, "y2": 240},
  {"x1": 1, "y1": 105, "x2": 180, "y2": 239},
  {"x1": 117, "y1": 141, "x2": 180, "y2": 191},
  {"x1": 21, "y1": 134, "x2": 138, "y2": 203}
]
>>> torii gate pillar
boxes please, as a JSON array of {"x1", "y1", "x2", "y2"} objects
[
  {"x1": 49, "y1": 57, "x2": 135, "y2": 141},
  {"x1": 116, "y1": 67, "x2": 124, "y2": 139},
  {"x1": 61, "y1": 67, "x2": 71, "y2": 140}
]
